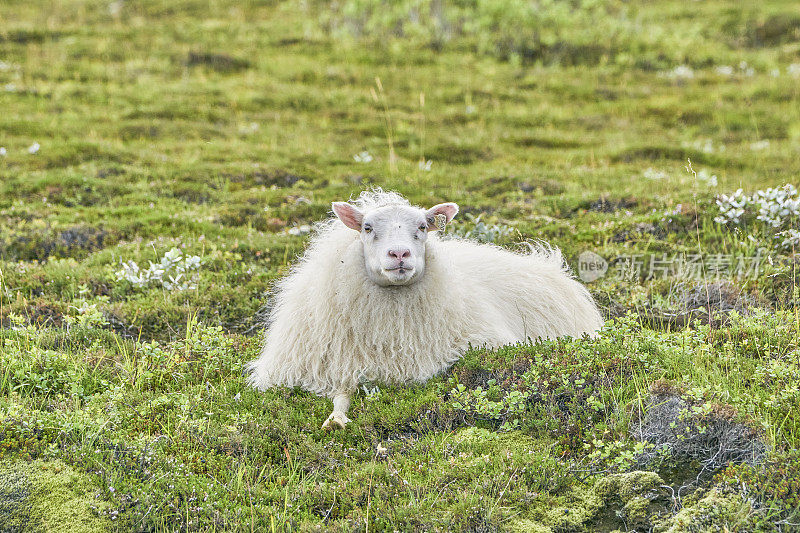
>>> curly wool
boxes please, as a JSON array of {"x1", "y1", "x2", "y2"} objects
[{"x1": 247, "y1": 191, "x2": 603, "y2": 398}]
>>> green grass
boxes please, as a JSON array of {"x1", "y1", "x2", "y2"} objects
[{"x1": 1, "y1": 0, "x2": 800, "y2": 530}]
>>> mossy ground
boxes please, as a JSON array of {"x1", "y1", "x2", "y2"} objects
[
  {"x1": 1, "y1": 0, "x2": 800, "y2": 531},
  {"x1": 0, "y1": 459, "x2": 110, "y2": 532}
]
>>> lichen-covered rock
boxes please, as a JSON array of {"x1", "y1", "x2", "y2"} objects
[{"x1": 0, "y1": 460, "x2": 109, "y2": 532}]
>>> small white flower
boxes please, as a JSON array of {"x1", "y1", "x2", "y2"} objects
[
  {"x1": 238, "y1": 122, "x2": 259, "y2": 135},
  {"x1": 750, "y1": 140, "x2": 769, "y2": 151},
  {"x1": 28, "y1": 142, "x2": 40, "y2": 154},
  {"x1": 770, "y1": 68, "x2": 780, "y2": 78},
  {"x1": 353, "y1": 151, "x2": 373, "y2": 163},
  {"x1": 109, "y1": 0, "x2": 123, "y2": 16},
  {"x1": 418, "y1": 159, "x2": 432, "y2": 171},
  {"x1": 696, "y1": 169, "x2": 718, "y2": 187},
  {"x1": 288, "y1": 225, "x2": 311, "y2": 236},
  {"x1": 738, "y1": 61, "x2": 754, "y2": 77},
  {"x1": 715, "y1": 65, "x2": 733, "y2": 77},
  {"x1": 662, "y1": 65, "x2": 694, "y2": 80},
  {"x1": 643, "y1": 168, "x2": 668, "y2": 180},
  {"x1": 788, "y1": 64, "x2": 800, "y2": 78},
  {"x1": 0, "y1": 147, "x2": 6, "y2": 156}
]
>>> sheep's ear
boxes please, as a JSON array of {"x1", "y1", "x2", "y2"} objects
[
  {"x1": 332, "y1": 202, "x2": 364, "y2": 231},
  {"x1": 425, "y1": 203, "x2": 459, "y2": 231}
]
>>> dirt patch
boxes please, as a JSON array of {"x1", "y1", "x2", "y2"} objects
[
  {"x1": 170, "y1": 186, "x2": 213, "y2": 204},
  {"x1": 517, "y1": 178, "x2": 565, "y2": 195},
  {"x1": 0, "y1": 29, "x2": 61, "y2": 43},
  {"x1": 186, "y1": 51, "x2": 250, "y2": 72},
  {"x1": 96, "y1": 167, "x2": 125, "y2": 179},
  {"x1": 27, "y1": 299, "x2": 67, "y2": 328},
  {"x1": 118, "y1": 124, "x2": 160, "y2": 140},
  {"x1": 513, "y1": 135, "x2": 585, "y2": 149},
  {"x1": 0, "y1": 225, "x2": 114, "y2": 261},
  {"x1": 58, "y1": 227, "x2": 109, "y2": 252},
  {"x1": 221, "y1": 170, "x2": 308, "y2": 189},
  {"x1": 426, "y1": 143, "x2": 493, "y2": 164},
  {"x1": 611, "y1": 222, "x2": 665, "y2": 243},
  {"x1": 611, "y1": 145, "x2": 723, "y2": 167},
  {"x1": 506, "y1": 41, "x2": 612, "y2": 66},
  {"x1": 587, "y1": 196, "x2": 637, "y2": 213},
  {"x1": 215, "y1": 205, "x2": 287, "y2": 232},
  {"x1": 750, "y1": 14, "x2": 800, "y2": 46}
]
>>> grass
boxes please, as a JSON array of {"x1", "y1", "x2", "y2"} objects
[{"x1": 1, "y1": 0, "x2": 800, "y2": 530}]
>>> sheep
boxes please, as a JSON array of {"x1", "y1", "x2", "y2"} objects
[{"x1": 247, "y1": 190, "x2": 603, "y2": 429}]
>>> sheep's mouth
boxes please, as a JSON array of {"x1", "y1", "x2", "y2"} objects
[
  {"x1": 384, "y1": 266, "x2": 414, "y2": 274},
  {"x1": 383, "y1": 266, "x2": 416, "y2": 280}
]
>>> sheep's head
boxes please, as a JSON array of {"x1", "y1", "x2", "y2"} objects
[{"x1": 332, "y1": 200, "x2": 458, "y2": 286}]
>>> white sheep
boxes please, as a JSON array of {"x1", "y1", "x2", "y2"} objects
[{"x1": 247, "y1": 190, "x2": 603, "y2": 429}]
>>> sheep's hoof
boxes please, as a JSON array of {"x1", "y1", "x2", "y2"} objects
[{"x1": 322, "y1": 411, "x2": 350, "y2": 430}]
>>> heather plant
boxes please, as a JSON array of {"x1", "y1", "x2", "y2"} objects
[{"x1": 717, "y1": 450, "x2": 800, "y2": 528}]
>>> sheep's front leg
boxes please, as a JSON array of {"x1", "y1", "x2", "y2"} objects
[{"x1": 322, "y1": 392, "x2": 351, "y2": 430}]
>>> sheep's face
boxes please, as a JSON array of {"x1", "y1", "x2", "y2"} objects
[{"x1": 332, "y1": 201, "x2": 458, "y2": 286}]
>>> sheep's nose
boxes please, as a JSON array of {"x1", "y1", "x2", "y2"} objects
[{"x1": 388, "y1": 249, "x2": 411, "y2": 260}]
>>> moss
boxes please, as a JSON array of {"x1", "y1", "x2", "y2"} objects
[
  {"x1": 0, "y1": 460, "x2": 109, "y2": 532},
  {"x1": 621, "y1": 496, "x2": 652, "y2": 529},
  {"x1": 521, "y1": 471, "x2": 665, "y2": 532},
  {"x1": 653, "y1": 489, "x2": 750, "y2": 533},
  {"x1": 543, "y1": 501, "x2": 594, "y2": 531},
  {"x1": 509, "y1": 519, "x2": 553, "y2": 533},
  {"x1": 593, "y1": 471, "x2": 664, "y2": 502}
]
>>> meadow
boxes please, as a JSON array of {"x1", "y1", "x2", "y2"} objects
[{"x1": 1, "y1": 0, "x2": 799, "y2": 530}]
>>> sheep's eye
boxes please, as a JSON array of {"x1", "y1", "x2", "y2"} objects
[
  {"x1": 418, "y1": 225, "x2": 427, "y2": 232},
  {"x1": 363, "y1": 225, "x2": 372, "y2": 233}
]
